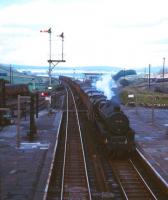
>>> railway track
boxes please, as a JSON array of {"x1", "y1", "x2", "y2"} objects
[
  {"x1": 79, "y1": 111, "x2": 124, "y2": 199},
  {"x1": 109, "y1": 159, "x2": 157, "y2": 199},
  {"x1": 79, "y1": 108, "x2": 165, "y2": 199},
  {"x1": 45, "y1": 83, "x2": 167, "y2": 200},
  {"x1": 80, "y1": 112, "x2": 162, "y2": 199},
  {"x1": 46, "y1": 87, "x2": 92, "y2": 200}
]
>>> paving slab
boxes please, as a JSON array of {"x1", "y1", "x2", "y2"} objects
[
  {"x1": 0, "y1": 110, "x2": 62, "y2": 200},
  {"x1": 122, "y1": 105, "x2": 168, "y2": 187}
]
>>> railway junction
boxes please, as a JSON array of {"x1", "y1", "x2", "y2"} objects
[{"x1": 0, "y1": 78, "x2": 168, "y2": 199}]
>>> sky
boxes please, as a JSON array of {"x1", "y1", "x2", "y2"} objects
[{"x1": 0, "y1": 0, "x2": 168, "y2": 69}]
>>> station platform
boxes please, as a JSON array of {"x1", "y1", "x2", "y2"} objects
[
  {"x1": 0, "y1": 110, "x2": 62, "y2": 200},
  {"x1": 122, "y1": 106, "x2": 168, "y2": 189},
  {"x1": 1, "y1": 105, "x2": 168, "y2": 199}
]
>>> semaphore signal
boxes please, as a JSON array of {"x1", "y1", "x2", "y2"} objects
[
  {"x1": 40, "y1": 27, "x2": 66, "y2": 86},
  {"x1": 40, "y1": 28, "x2": 51, "y2": 33},
  {"x1": 58, "y1": 32, "x2": 64, "y2": 61}
]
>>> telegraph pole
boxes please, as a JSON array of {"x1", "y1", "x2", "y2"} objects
[
  {"x1": 163, "y1": 57, "x2": 165, "y2": 82},
  {"x1": 148, "y1": 64, "x2": 151, "y2": 88},
  {"x1": 10, "y1": 65, "x2": 12, "y2": 84},
  {"x1": 163, "y1": 57, "x2": 165, "y2": 79}
]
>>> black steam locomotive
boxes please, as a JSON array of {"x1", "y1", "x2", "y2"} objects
[{"x1": 60, "y1": 76, "x2": 135, "y2": 157}]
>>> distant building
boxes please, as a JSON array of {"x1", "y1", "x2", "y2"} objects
[
  {"x1": 0, "y1": 64, "x2": 49, "y2": 91},
  {"x1": 83, "y1": 73, "x2": 103, "y2": 82}
]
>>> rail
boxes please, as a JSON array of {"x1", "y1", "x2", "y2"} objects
[
  {"x1": 110, "y1": 159, "x2": 158, "y2": 199},
  {"x1": 136, "y1": 148, "x2": 168, "y2": 189},
  {"x1": 129, "y1": 159, "x2": 157, "y2": 199},
  {"x1": 60, "y1": 87, "x2": 92, "y2": 199}
]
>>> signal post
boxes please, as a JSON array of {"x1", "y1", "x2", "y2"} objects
[{"x1": 40, "y1": 28, "x2": 66, "y2": 112}]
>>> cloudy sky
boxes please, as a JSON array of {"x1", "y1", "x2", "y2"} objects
[{"x1": 0, "y1": 0, "x2": 168, "y2": 69}]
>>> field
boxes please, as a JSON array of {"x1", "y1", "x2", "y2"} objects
[{"x1": 119, "y1": 81, "x2": 168, "y2": 107}]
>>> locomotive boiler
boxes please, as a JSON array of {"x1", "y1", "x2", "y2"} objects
[{"x1": 60, "y1": 76, "x2": 135, "y2": 157}]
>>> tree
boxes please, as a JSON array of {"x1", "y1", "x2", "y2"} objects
[{"x1": 113, "y1": 69, "x2": 136, "y2": 81}]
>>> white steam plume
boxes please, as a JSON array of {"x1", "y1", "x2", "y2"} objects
[{"x1": 94, "y1": 74, "x2": 117, "y2": 100}]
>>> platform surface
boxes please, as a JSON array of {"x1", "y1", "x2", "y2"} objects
[
  {"x1": 1, "y1": 106, "x2": 168, "y2": 199},
  {"x1": 122, "y1": 106, "x2": 168, "y2": 187},
  {"x1": 0, "y1": 110, "x2": 62, "y2": 200}
]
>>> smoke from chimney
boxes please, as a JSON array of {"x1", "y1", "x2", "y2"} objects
[{"x1": 93, "y1": 74, "x2": 117, "y2": 100}]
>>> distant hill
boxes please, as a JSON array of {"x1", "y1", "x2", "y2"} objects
[
  {"x1": 1, "y1": 63, "x2": 164, "y2": 76},
  {"x1": 11, "y1": 65, "x2": 122, "y2": 75}
]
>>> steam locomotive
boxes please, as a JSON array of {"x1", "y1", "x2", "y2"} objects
[{"x1": 60, "y1": 76, "x2": 135, "y2": 157}]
